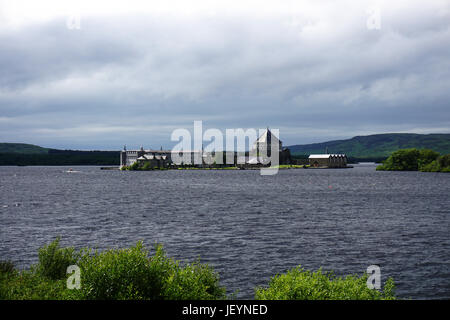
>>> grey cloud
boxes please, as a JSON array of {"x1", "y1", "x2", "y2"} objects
[{"x1": 0, "y1": 1, "x2": 449, "y2": 149}]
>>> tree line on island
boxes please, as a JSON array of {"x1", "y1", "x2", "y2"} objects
[{"x1": 376, "y1": 148, "x2": 450, "y2": 172}]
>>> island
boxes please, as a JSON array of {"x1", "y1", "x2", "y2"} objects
[{"x1": 376, "y1": 148, "x2": 450, "y2": 172}]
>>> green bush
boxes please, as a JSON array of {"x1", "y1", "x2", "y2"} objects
[
  {"x1": 255, "y1": 266, "x2": 395, "y2": 300},
  {"x1": 129, "y1": 162, "x2": 140, "y2": 170},
  {"x1": 1, "y1": 241, "x2": 399, "y2": 301},
  {"x1": 0, "y1": 261, "x2": 15, "y2": 275},
  {"x1": 420, "y1": 160, "x2": 441, "y2": 172},
  {"x1": 141, "y1": 162, "x2": 152, "y2": 171},
  {"x1": 37, "y1": 237, "x2": 81, "y2": 280},
  {"x1": 1, "y1": 240, "x2": 226, "y2": 300},
  {"x1": 0, "y1": 271, "x2": 73, "y2": 300},
  {"x1": 164, "y1": 260, "x2": 226, "y2": 299},
  {"x1": 0, "y1": 240, "x2": 79, "y2": 299},
  {"x1": 75, "y1": 242, "x2": 225, "y2": 300},
  {"x1": 121, "y1": 162, "x2": 140, "y2": 170},
  {"x1": 71, "y1": 241, "x2": 226, "y2": 300},
  {"x1": 76, "y1": 242, "x2": 170, "y2": 299}
]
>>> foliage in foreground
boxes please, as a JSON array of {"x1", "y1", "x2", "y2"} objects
[
  {"x1": 376, "y1": 148, "x2": 449, "y2": 172},
  {"x1": 1, "y1": 239, "x2": 397, "y2": 300},
  {"x1": 255, "y1": 266, "x2": 396, "y2": 300},
  {"x1": 37, "y1": 238, "x2": 81, "y2": 280},
  {"x1": 0, "y1": 239, "x2": 226, "y2": 300}
]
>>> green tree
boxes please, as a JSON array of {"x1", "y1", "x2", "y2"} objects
[
  {"x1": 418, "y1": 149, "x2": 440, "y2": 170},
  {"x1": 376, "y1": 148, "x2": 440, "y2": 171},
  {"x1": 376, "y1": 148, "x2": 420, "y2": 171},
  {"x1": 420, "y1": 154, "x2": 450, "y2": 172}
]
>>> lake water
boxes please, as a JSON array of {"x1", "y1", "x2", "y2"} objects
[{"x1": 0, "y1": 164, "x2": 449, "y2": 299}]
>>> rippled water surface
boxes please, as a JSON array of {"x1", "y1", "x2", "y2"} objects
[{"x1": 1, "y1": 164, "x2": 449, "y2": 299}]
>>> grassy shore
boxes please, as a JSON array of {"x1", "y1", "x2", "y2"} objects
[{"x1": 275, "y1": 164, "x2": 309, "y2": 169}]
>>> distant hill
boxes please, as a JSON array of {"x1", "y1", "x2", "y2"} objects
[
  {"x1": 0, "y1": 143, "x2": 49, "y2": 154},
  {"x1": 0, "y1": 143, "x2": 119, "y2": 165},
  {"x1": 287, "y1": 133, "x2": 450, "y2": 160},
  {"x1": 3, "y1": 134, "x2": 450, "y2": 165}
]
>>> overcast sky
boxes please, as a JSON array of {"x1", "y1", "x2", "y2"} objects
[{"x1": 1, "y1": 0, "x2": 449, "y2": 150}]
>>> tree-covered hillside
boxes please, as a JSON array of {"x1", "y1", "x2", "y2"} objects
[
  {"x1": 0, "y1": 143, "x2": 119, "y2": 165},
  {"x1": 287, "y1": 133, "x2": 450, "y2": 159},
  {"x1": 0, "y1": 143, "x2": 49, "y2": 154}
]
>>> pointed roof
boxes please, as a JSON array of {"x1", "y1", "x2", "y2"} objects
[{"x1": 255, "y1": 128, "x2": 281, "y2": 144}]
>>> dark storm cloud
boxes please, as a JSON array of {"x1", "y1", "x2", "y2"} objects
[{"x1": 0, "y1": 1, "x2": 449, "y2": 149}]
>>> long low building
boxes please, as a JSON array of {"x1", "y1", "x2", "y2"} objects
[
  {"x1": 308, "y1": 154, "x2": 347, "y2": 168},
  {"x1": 120, "y1": 147, "x2": 203, "y2": 168}
]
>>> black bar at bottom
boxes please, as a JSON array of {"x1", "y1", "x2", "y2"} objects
[{"x1": 1, "y1": 300, "x2": 447, "y2": 319}]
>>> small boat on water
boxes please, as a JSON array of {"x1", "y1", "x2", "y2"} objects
[{"x1": 66, "y1": 168, "x2": 80, "y2": 173}]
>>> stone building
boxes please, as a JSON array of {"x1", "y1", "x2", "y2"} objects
[
  {"x1": 253, "y1": 128, "x2": 283, "y2": 157},
  {"x1": 238, "y1": 128, "x2": 292, "y2": 167},
  {"x1": 308, "y1": 154, "x2": 347, "y2": 168},
  {"x1": 136, "y1": 153, "x2": 169, "y2": 168},
  {"x1": 119, "y1": 128, "x2": 292, "y2": 169},
  {"x1": 120, "y1": 146, "x2": 202, "y2": 168}
]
